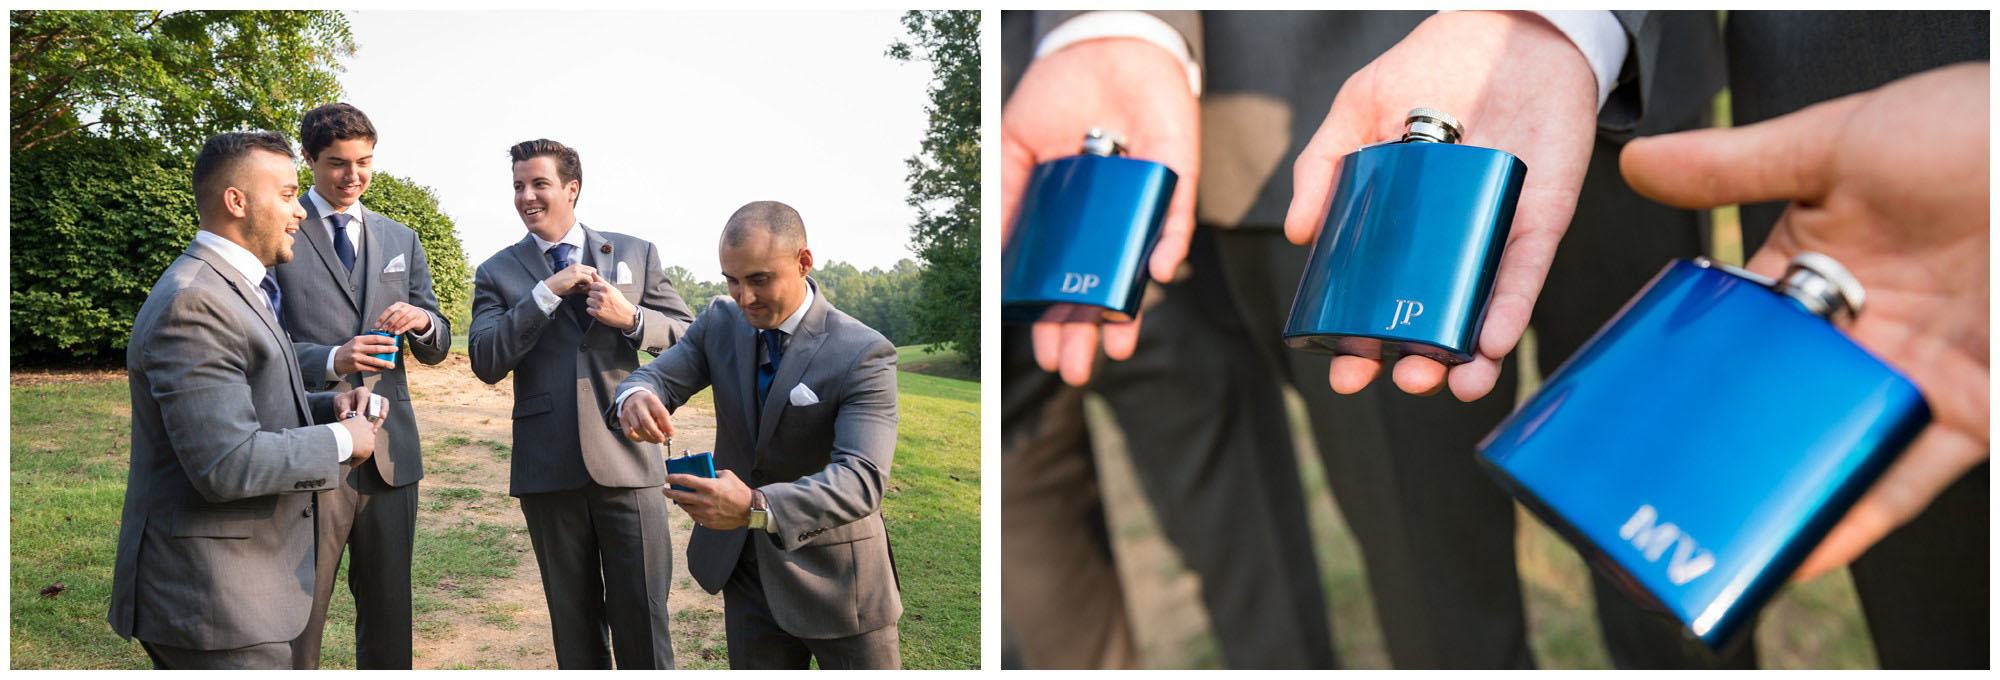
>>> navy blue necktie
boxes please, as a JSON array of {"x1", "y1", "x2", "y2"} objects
[
  {"x1": 330, "y1": 212, "x2": 356, "y2": 272},
  {"x1": 756, "y1": 329, "x2": 787, "y2": 411},
  {"x1": 548, "y1": 243, "x2": 574, "y2": 273},
  {"x1": 260, "y1": 271, "x2": 284, "y2": 322}
]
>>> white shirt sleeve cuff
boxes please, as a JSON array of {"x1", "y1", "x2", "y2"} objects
[
  {"x1": 623, "y1": 311, "x2": 645, "y2": 339},
  {"x1": 614, "y1": 385, "x2": 653, "y2": 416},
  {"x1": 532, "y1": 281, "x2": 562, "y2": 316},
  {"x1": 1034, "y1": 11, "x2": 1202, "y2": 97},
  {"x1": 1527, "y1": 10, "x2": 1627, "y2": 112},
  {"x1": 410, "y1": 311, "x2": 441, "y2": 342},
  {"x1": 325, "y1": 349, "x2": 342, "y2": 381},
  {"x1": 326, "y1": 422, "x2": 353, "y2": 463}
]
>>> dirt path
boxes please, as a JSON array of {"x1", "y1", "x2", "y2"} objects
[{"x1": 400, "y1": 354, "x2": 728, "y2": 669}]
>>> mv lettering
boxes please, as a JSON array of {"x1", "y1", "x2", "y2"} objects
[
  {"x1": 1385, "y1": 299, "x2": 1424, "y2": 331},
  {"x1": 1619, "y1": 504, "x2": 1716, "y2": 586},
  {"x1": 1060, "y1": 272, "x2": 1100, "y2": 295}
]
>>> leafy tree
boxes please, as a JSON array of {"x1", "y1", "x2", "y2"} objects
[
  {"x1": 663, "y1": 264, "x2": 729, "y2": 310},
  {"x1": 11, "y1": 9, "x2": 354, "y2": 153},
  {"x1": 11, "y1": 137, "x2": 196, "y2": 362},
  {"x1": 888, "y1": 10, "x2": 979, "y2": 364}
]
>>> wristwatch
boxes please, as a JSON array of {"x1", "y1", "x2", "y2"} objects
[
  {"x1": 748, "y1": 489, "x2": 770, "y2": 531},
  {"x1": 630, "y1": 309, "x2": 642, "y2": 330}
]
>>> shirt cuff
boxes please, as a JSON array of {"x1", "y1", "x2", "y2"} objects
[
  {"x1": 326, "y1": 422, "x2": 353, "y2": 463},
  {"x1": 622, "y1": 310, "x2": 645, "y2": 339},
  {"x1": 325, "y1": 349, "x2": 342, "y2": 382},
  {"x1": 614, "y1": 385, "x2": 653, "y2": 416},
  {"x1": 1034, "y1": 11, "x2": 1202, "y2": 97},
  {"x1": 532, "y1": 281, "x2": 561, "y2": 316},
  {"x1": 1527, "y1": 10, "x2": 1627, "y2": 112},
  {"x1": 758, "y1": 490, "x2": 779, "y2": 534},
  {"x1": 410, "y1": 311, "x2": 441, "y2": 342}
]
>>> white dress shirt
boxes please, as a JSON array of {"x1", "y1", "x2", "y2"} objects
[
  {"x1": 529, "y1": 222, "x2": 646, "y2": 339},
  {"x1": 191, "y1": 229, "x2": 352, "y2": 462}
]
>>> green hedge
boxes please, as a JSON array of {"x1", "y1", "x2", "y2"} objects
[{"x1": 11, "y1": 137, "x2": 197, "y2": 362}]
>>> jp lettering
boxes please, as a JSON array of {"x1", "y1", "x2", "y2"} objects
[
  {"x1": 1060, "y1": 272, "x2": 1101, "y2": 295},
  {"x1": 1386, "y1": 299, "x2": 1424, "y2": 331}
]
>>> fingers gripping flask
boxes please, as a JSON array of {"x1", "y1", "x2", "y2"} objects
[
  {"x1": 1283, "y1": 108, "x2": 1527, "y2": 363},
  {"x1": 1001, "y1": 129, "x2": 1177, "y2": 324}
]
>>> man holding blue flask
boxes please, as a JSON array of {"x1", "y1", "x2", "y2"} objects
[
  {"x1": 1003, "y1": 10, "x2": 1748, "y2": 669},
  {"x1": 274, "y1": 103, "x2": 452, "y2": 669}
]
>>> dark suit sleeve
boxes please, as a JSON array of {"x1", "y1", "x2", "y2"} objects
[
  {"x1": 1602, "y1": 10, "x2": 1726, "y2": 141},
  {"x1": 763, "y1": 337, "x2": 899, "y2": 552},
  {"x1": 604, "y1": 298, "x2": 716, "y2": 431},
  {"x1": 405, "y1": 232, "x2": 451, "y2": 365},
  {"x1": 468, "y1": 262, "x2": 553, "y2": 385},
  {"x1": 627, "y1": 241, "x2": 693, "y2": 355},
  {"x1": 292, "y1": 341, "x2": 338, "y2": 391},
  {"x1": 141, "y1": 288, "x2": 343, "y2": 503}
]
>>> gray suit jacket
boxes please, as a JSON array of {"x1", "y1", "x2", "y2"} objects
[
  {"x1": 608, "y1": 282, "x2": 903, "y2": 639},
  {"x1": 278, "y1": 197, "x2": 451, "y2": 489},
  {"x1": 1010, "y1": 11, "x2": 1725, "y2": 229},
  {"x1": 108, "y1": 239, "x2": 346, "y2": 650},
  {"x1": 469, "y1": 225, "x2": 694, "y2": 496}
]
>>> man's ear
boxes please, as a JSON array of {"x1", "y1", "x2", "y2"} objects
[
  {"x1": 223, "y1": 185, "x2": 250, "y2": 219},
  {"x1": 796, "y1": 247, "x2": 814, "y2": 276}
]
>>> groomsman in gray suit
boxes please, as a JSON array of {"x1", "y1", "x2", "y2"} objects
[
  {"x1": 108, "y1": 131, "x2": 382, "y2": 669},
  {"x1": 469, "y1": 138, "x2": 694, "y2": 669},
  {"x1": 613, "y1": 201, "x2": 903, "y2": 669},
  {"x1": 275, "y1": 103, "x2": 451, "y2": 669}
]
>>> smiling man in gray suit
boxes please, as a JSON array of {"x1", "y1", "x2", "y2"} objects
[
  {"x1": 276, "y1": 102, "x2": 451, "y2": 670},
  {"x1": 469, "y1": 138, "x2": 694, "y2": 669},
  {"x1": 612, "y1": 201, "x2": 902, "y2": 669},
  {"x1": 109, "y1": 130, "x2": 382, "y2": 669}
]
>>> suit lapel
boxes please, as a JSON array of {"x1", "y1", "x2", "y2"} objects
[
  {"x1": 508, "y1": 234, "x2": 554, "y2": 283},
  {"x1": 296, "y1": 196, "x2": 361, "y2": 312},
  {"x1": 753, "y1": 280, "x2": 831, "y2": 452},
  {"x1": 186, "y1": 242, "x2": 312, "y2": 421},
  {"x1": 575, "y1": 225, "x2": 611, "y2": 333},
  {"x1": 358, "y1": 210, "x2": 390, "y2": 319}
]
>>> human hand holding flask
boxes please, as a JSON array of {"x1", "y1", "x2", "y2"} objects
[
  {"x1": 1621, "y1": 63, "x2": 1989, "y2": 582},
  {"x1": 1004, "y1": 37, "x2": 1197, "y2": 386},
  {"x1": 1285, "y1": 10, "x2": 1597, "y2": 401}
]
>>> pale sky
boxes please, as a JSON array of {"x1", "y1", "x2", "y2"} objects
[{"x1": 334, "y1": 10, "x2": 933, "y2": 281}]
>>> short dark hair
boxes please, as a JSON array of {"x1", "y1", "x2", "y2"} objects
[
  {"x1": 722, "y1": 200, "x2": 808, "y2": 249},
  {"x1": 192, "y1": 131, "x2": 296, "y2": 219},
  {"x1": 508, "y1": 139, "x2": 582, "y2": 205},
  {"x1": 300, "y1": 103, "x2": 377, "y2": 159}
]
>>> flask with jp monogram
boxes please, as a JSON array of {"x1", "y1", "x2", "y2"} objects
[
  {"x1": 1001, "y1": 129, "x2": 1177, "y2": 324},
  {"x1": 1476, "y1": 254, "x2": 1930, "y2": 649},
  {"x1": 1283, "y1": 108, "x2": 1526, "y2": 364}
]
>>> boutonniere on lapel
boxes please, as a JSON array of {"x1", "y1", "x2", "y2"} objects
[{"x1": 600, "y1": 243, "x2": 612, "y2": 255}]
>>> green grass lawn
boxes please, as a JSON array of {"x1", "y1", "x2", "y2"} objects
[{"x1": 10, "y1": 357, "x2": 979, "y2": 669}]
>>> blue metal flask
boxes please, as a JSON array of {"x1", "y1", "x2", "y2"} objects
[
  {"x1": 1284, "y1": 108, "x2": 1526, "y2": 364},
  {"x1": 1477, "y1": 254, "x2": 1930, "y2": 649},
  {"x1": 1001, "y1": 129, "x2": 1177, "y2": 324}
]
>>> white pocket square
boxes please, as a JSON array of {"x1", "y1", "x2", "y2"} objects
[
  {"x1": 616, "y1": 261, "x2": 633, "y2": 284},
  {"x1": 382, "y1": 254, "x2": 407, "y2": 274},
  {"x1": 788, "y1": 383, "x2": 820, "y2": 407}
]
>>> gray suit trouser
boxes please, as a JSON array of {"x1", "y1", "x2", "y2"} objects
[
  {"x1": 1211, "y1": 130, "x2": 1756, "y2": 669},
  {"x1": 144, "y1": 640, "x2": 294, "y2": 670},
  {"x1": 1001, "y1": 230, "x2": 1334, "y2": 668},
  {"x1": 722, "y1": 534, "x2": 900, "y2": 669},
  {"x1": 293, "y1": 463, "x2": 417, "y2": 669},
  {"x1": 519, "y1": 483, "x2": 675, "y2": 669}
]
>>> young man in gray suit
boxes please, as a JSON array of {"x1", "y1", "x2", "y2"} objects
[
  {"x1": 612, "y1": 201, "x2": 903, "y2": 669},
  {"x1": 275, "y1": 103, "x2": 451, "y2": 669},
  {"x1": 108, "y1": 131, "x2": 382, "y2": 669},
  {"x1": 468, "y1": 139, "x2": 694, "y2": 669}
]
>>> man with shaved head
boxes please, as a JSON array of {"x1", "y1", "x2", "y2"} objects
[{"x1": 609, "y1": 200, "x2": 904, "y2": 668}]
